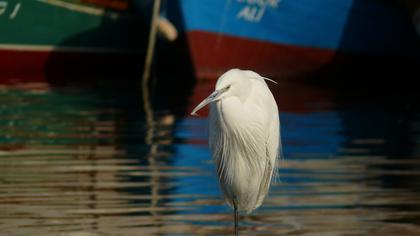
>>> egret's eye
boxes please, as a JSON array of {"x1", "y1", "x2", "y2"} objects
[{"x1": 225, "y1": 85, "x2": 231, "y2": 90}]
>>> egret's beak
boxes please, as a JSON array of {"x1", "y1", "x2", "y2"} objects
[{"x1": 191, "y1": 89, "x2": 223, "y2": 116}]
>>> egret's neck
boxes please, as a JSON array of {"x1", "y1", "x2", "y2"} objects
[{"x1": 217, "y1": 96, "x2": 246, "y2": 132}]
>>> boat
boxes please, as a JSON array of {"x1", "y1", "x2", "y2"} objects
[
  {"x1": 1, "y1": 0, "x2": 419, "y2": 83},
  {"x1": 168, "y1": 0, "x2": 420, "y2": 80},
  {"x1": 0, "y1": 0, "x2": 153, "y2": 81}
]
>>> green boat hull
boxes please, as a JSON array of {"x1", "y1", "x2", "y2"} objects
[
  {"x1": 0, "y1": 0, "x2": 149, "y2": 50},
  {"x1": 0, "y1": 0, "x2": 153, "y2": 81}
]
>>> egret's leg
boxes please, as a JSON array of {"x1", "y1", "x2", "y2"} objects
[{"x1": 234, "y1": 202, "x2": 239, "y2": 236}]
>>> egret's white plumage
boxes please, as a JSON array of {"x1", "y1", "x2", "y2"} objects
[{"x1": 191, "y1": 68, "x2": 280, "y2": 235}]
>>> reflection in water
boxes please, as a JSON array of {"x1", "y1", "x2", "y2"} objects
[{"x1": 1, "y1": 81, "x2": 420, "y2": 235}]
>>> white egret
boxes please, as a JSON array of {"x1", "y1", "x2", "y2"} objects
[{"x1": 191, "y1": 69, "x2": 280, "y2": 235}]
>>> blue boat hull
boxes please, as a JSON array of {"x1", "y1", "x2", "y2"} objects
[{"x1": 171, "y1": 0, "x2": 420, "y2": 79}]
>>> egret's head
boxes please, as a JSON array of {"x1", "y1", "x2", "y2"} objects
[{"x1": 191, "y1": 69, "x2": 276, "y2": 116}]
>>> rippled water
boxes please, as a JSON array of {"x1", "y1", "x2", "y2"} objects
[{"x1": 1, "y1": 80, "x2": 420, "y2": 235}]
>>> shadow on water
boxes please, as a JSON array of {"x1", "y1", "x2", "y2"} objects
[{"x1": 315, "y1": 0, "x2": 420, "y2": 184}]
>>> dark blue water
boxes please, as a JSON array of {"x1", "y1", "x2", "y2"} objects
[{"x1": 1, "y1": 80, "x2": 420, "y2": 235}]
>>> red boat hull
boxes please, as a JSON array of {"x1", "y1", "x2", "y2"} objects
[
  {"x1": 186, "y1": 31, "x2": 336, "y2": 80},
  {"x1": 0, "y1": 48, "x2": 142, "y2": 84}
]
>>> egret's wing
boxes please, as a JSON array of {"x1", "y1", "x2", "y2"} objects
[
  {"x1": 267, "y1": 112, "x2": 280, "y2": 182},
  {"x1": 255, "y1": 113, "x2": 280, "y2": 207}
]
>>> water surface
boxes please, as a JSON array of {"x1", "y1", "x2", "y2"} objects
[{"x1": 1, "y1": 80, "x2": 420, "y2": 235}]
